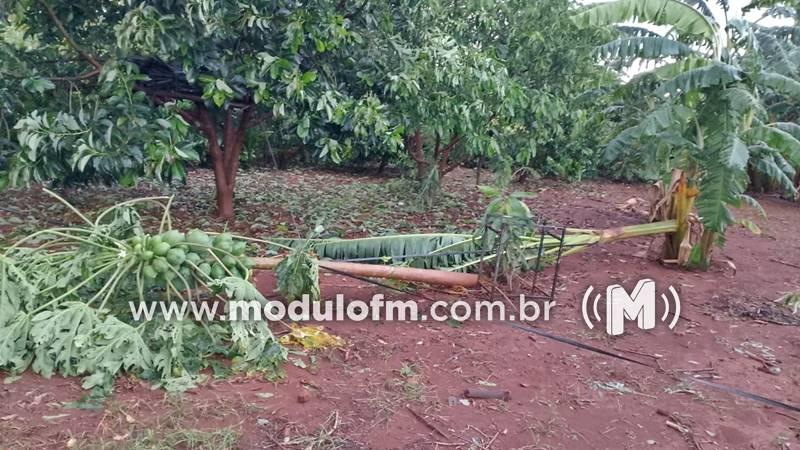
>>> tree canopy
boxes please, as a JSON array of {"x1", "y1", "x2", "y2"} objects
[{"x1": 1, "y1": 0, "x2": 611, "y2": 217}]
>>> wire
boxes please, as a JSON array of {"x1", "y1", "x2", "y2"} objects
[{"x1": 510, "y1": 322, "x2": 800, "y2": 413}]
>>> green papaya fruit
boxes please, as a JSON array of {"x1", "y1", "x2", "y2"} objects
[{"x1": 166, "y1": 248, "x2": 187, "y2": 266}]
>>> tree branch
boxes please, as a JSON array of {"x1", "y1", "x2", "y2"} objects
[
  {"x1": 195, "y1": 106, "x2": 219, "y2": 157},
  {"x1": 38, "y1": 0, "x2": 103, "y2": 70},
  {"x1": 136, "y1": 88, "x2": 252, "y2": 108},
  {"x1": 49, "y1": 68, "x2": 101, "y2": 82},
  {"x1": 437, "y1": 134, "x2": 460, "y2": 173},
  {"x1": 441, "y1": 155, "x2": 469, "y2": 176}
]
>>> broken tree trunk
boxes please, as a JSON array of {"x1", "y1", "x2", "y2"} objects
[{"x1": 251, "y1": 257, "x2": 480, "y2": 287}]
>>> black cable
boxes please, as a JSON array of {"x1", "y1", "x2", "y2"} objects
[{"x1": 510, "y1": 322, "x2": 800, "y2": 413}]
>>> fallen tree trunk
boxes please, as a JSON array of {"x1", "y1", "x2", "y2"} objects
[{"x1": 251, "y1": 257, "x2": 480, "y2": 287}]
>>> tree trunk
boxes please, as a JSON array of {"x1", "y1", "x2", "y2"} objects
[
  {"x1": 209, "y1": 146, "x2": 236, "y2": 220},
  {"x1": 216, "y1": 183, "x2": 235, "y2": 220},
  {"x1": 184, "y1": 106, "x2": 253, "y2": 221},
  {"x1": 251, "y1": 257, "x2": 480, "y2": 287},
  {"x1": 406, "y1": 130, "x2": 429, "y2": 181},
  {"x1": 475, "y1": 154, "x2": 484, "y2": 185},
  {"x1": 377, "y1": 155, "x2": 388, "y2": 175}
]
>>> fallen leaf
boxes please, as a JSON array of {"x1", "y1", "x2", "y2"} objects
[
  {"x1": 279, "y1": 325, "x2": 345, "y2": 350},
  {"x1": 113, "y1": 433, "x2": 130, "y2": 441},
  {"x1": 42, "y1": 414, "x2": 70, "y2": 421},
  {"x1": 290, "y1": 358, "x2": 307, "y2": 369}
]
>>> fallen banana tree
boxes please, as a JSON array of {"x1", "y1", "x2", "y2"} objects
[
  {"x1": 253, "y1": 256, "x2": 482, "y2": 287},
  {"x1": 253, "y1": 220, "x2": 678, "y2": 288}
]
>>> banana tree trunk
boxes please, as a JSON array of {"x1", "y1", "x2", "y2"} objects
[{"x1": 252, "y1": 257, "x2": 480, "y2": 287}]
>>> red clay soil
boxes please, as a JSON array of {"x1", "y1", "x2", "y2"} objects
[{"x1": 1, "y1": 171, "x2": 800, "y2": 449}]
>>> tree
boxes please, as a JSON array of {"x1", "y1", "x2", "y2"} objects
[
  {"x1": 1, "y1": 1, "x2": 377, "y2": 219},
  {"x1": 342, "y1": 1, "x2": 527, "y2": 194},
  {"x1": 453, "y1": 0, "x2": 616, "y2": 181},
  {"x1": 574, "y1": 0, "x2": 800, "y2": 267}
]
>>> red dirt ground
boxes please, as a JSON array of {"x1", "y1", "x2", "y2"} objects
[{"x1": 1, "y1": 169, "x2": 799, "y2": 449}]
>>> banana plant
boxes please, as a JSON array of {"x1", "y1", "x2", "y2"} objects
[{"x1": 573, "y1": 0, "x2": 800, "y2": 268}]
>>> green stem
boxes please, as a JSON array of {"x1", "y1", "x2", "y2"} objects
[
  {"x1": 159, "y1": 195, "x2": 174, "y2": 233},
  {"x1": 30, "y1": 260, "x2": 119, "y2": 313},
  {"x1": 42, "y1": 188, "x2": 93, "y2": 226},
  {"x1": 4, "y1": 229, "x2": 122, "y2": 254},
  {"x1": 93, "y1": 196, "x2": 171, "y2": 227}
]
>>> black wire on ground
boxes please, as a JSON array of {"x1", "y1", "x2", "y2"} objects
[{"x1": 510, "y1": 322, "x2": 800, "y2": 414}]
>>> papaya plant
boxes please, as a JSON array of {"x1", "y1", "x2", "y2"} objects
[{"x1": 0, "y1": 191, "x2": 286, "y2": 393}]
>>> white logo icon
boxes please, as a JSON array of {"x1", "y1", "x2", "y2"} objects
[{"x1": 582, "y1": 279, "x2": 680, "y2": 336}]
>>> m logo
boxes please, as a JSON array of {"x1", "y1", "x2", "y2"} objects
[{"x1": 582, "y1": 279, "x2": 680, "y2": 336}]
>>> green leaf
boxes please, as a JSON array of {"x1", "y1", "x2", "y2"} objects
[
  {"x1": 727, "y1": 137, "x2": 749, "y2": 170},
  {"x1": 759, "y1": 71, "x2": 800, "y2": 99},
  {"x1": 595, "y1": 36, "x2": 695, "y2": 60},
  {"x1": 573, "y1": 0, "x2": 718, "y2": 43},
  {"x1": 21, "y1": 77, "x2": 55, "y2": 95},
  {"x1": 645, "y1": 56, "x2": 712, "y2": 81},
  {"x1": 301, "y1": 71, "x2": 317, "y2": 85},
  {"x1": 477, "y1": 185, "x2": 502, "y2": 198},
  {"x1": 214, "y1": 79, "x2": 234, "y2": 94},
  {"x1": 297, "y1": 115, "x2": 310, "y2": 140},
  {"x1": 656, "y1": 63, "x2": 742, "y2": 96},
  {"x1": 737, "y1": 218, "x2": 761, "y2": 235},
  {"x1": 275, "y1": 250, "x2": 320, "y2": 301},
  {"x1": 748, "y1": 124, "x2": 800, "y2": 168}
]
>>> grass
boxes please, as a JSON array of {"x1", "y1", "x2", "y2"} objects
[
  {"x1": 82, "y1": 427, "x2": 241, "y2": 450},
  {"x1": 361, "y1": 362, "x2": 429, "y2": 420},
  {"x1": 281, "y1": 411, "x2": 349, "y2": 450},
  {"x1": 74, "y1": 395, "x2": 243, "y2": 450},
  {"x1": 394, "y1": 362, "x2": 428, "y2": 402}
]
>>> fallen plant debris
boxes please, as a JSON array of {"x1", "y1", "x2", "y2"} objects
[
  {"x1": 0, "y1": 191, "x2": 287, "y2": 393},
  {"x1": 463, "y1": 387, "x2": 511, "y2": 401},
  {"x1": 279, "y1": 325, "x2": 345, "y2": 350},
  {"x1": 0, "y1": 188, "x2": 679, "y2": 396}
]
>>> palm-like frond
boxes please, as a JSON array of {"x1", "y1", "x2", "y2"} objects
[
  {"x1": 749, "y1": 123, "x2": 800, "y2": 167},
  {"x1": 605, "y1": 103, "x2": 693, "y2": 160},
  {"x1": 696, "y1": 144, "x2": 748, "y2": 234},
  {"x1": 759, "y1": 71, "x2": 800, "y2": 99},
  {"x1": 750, "y1": 144, "x2": 798, "y2": 193},
  {"x1": 605, "y1": 125, "x2": 643, "y2": 162},
  {"x1": 694, "y1": 89, "x2": 751, "y2": 234},
  {"x1": 684, "y1": 0, "x2": 715, "y2": 18},
  {"x1": 763, "y1": 5, "x2": 797, "y2": 19},
  {"x1": 648, "y1": 55, "x2": 713, "y2": 79},
  {"x1": 725, "y1": 86, "x2": 766, "y2": 118},
  {"x1": 656, "y1": 63, "x2": 741, "y2": 96},
  {"x1": 272, "y1": 233, "x2": 481, "y2": 269},
  {"x1": 615, "y1": 25, "x2": 663, "y2": 37},
  {"x1": 572, "y1": 0, "x2": 718, "y2": 44},
  {"x1": 595, "y1": 36, "x2": 696, "y2": 60}
]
